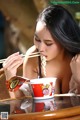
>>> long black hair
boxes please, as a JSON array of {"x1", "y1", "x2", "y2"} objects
[{"x1": 36, "y1": 5, "x2": 80, "y2": 56}]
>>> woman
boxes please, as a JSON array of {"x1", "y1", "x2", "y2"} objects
[{"x1": 3, "y1": 5, "x2": 80, "y2": 98}]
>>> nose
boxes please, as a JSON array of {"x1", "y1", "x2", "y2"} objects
[{"x1": 39, "y1": 42, "x2": 46, "y2": 52}]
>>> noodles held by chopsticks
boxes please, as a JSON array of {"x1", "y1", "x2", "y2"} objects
[{"x1": 41, "y1": 56, "x2": 47, "y2": 77}]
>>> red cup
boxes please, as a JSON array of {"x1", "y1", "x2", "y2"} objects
[{"x1": 30, "y1": 77, "x2": 57, "y2": 100}]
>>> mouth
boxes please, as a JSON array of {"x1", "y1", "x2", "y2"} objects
[
  {"x1": 40, "y1": 55, "x2": 47, "y2": 63},
  {"x1": 40, "y1": 53, "x2": 47, "y2": 58}
]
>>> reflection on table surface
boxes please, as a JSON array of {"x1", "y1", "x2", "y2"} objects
[{"x1": 0, "y1": 95, "x2": 80, "y2": 115}]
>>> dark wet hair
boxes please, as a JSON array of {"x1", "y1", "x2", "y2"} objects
[{"x1": 36, "y1": 5, "x2": 80, "y2": 56}]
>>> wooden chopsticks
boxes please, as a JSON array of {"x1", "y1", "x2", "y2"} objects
[
  {"x1": 0, "y1": 93, "x2": 80, "y2": 102},
  {"x1": 0, "y1": 52, "x2": 40, "y2": 64},
  {"x1": 54, "y1": 93, "x2": 80, "y2": 97},
  {"x1": 27, "y1": 52, "x2": 40, "y2": 58},
  {"x1": 0, "y1": 96, "x2": 32, "y2": 102}
]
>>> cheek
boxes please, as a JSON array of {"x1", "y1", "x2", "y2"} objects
[{"x1": 48, "y1": 44, "x2": 61, "y2": 57}]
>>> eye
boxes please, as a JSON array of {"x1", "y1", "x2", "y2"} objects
[
  {"x1": 45, "y1": 42, "x2": 53, "y2": 46},
  {"x1": 34, "y1": 37, "x2": 41, "y2": 42}
]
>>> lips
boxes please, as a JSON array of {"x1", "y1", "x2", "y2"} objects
[{"x1": 40, "y1": 53, "x2": 47, "y2": 58}]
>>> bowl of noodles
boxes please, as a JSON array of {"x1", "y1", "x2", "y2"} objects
[
  {"x1": 30, "y1": 77, "x2": 57, "y2": 100},
  {"x1": 6, "y1": 76, "x2": 57, "y2": 100}
]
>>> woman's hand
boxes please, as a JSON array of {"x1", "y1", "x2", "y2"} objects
[
  {"x1": 69, "y1": 54, "x2": 80, "y2": 93},
  {"x1": 70, "y1": 54, "x2": 80, "y2": 83},
  {"x1": 3, "y1": 52, "x2": 23, "y2": 80}
]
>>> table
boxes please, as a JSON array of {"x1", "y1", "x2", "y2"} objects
[{"x1": 0, "y1": 94, "x2": 80, "y2": 120}]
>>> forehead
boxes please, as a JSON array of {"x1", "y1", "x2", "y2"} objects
[
  {"x1": 35, "y1": 21, "x2": 53, "y2": 40},
  {"x1": 36, "y1": 21, "x2": 46, "y2": 32}
]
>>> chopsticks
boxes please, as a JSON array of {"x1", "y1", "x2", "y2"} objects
[
  {"x1": 27, "y1": 52, "x2": 40, "y2": 58},
  {"x1": 0, "y1": 52, "x2": 40, "y2": 75},
  {"x1": 54, "y1": 93, "x2": 80, "y2": 97},
  {"x1": 0, "y1": 96, "x2": 32, "y2": 102},
  {"x1": 0, "y1": 93, "x2": 80, "y2": 102},
  {"x1": 0, "y1": 52, "x2": 40, "y2": 64}
]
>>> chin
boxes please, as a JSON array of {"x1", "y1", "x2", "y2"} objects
[
  {"x1": 46, "y1": 58, "x2": 50, "y2": 62},
  {"x1": 47, "y1": 57, "x2": 54, "y2": 62}
]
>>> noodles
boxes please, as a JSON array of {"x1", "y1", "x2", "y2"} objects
[{"x1": 41, "y1": 56, "x2": 47, "y2": 76}]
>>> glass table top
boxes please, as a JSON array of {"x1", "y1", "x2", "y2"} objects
[{"x1": 0, "y1": 95, "x2": 80, "y2": 115}]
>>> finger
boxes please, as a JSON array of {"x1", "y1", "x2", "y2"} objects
[
  {"x1": 6, "y1": 52, "x2": 20, "y2": 61},
  {"x1": 4, "y1": 59, "x2": 23, "y2": 70},
  {"x1": 3, "y1": 55, "x2": 23, "y2": 68},
  {"x1": 4, "y1": 62, "x2": 23, "y2": 78},
  {"x1": 71, "y1": 57, "x2": 75, "y2": 62},
  {"x1": 74, "y1": 54, "x2": 78, "y2": 60},
  {"x1": 3, "y1": 52, "x2": 20, "y2": 66},
  {"x1": 4, "y1": 52, "x2": 23, "y2": 66},
  {"x1": 6, "y1": 55, "x2": 23, "y2": 64},
  {"x1": 71, "y1": 54, "x2": 79, "y2": 62},
  {"x1": 10, "y1": 59, "x2": 23, "y2": 69}
]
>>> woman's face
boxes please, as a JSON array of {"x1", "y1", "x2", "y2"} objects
[{"x1": 34, "y1": 21, "x2": 64, "y2": 61}]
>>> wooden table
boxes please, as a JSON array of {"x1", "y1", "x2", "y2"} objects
[{"x1": 0, "y1": 94, "x2": 80, "y2": 120}]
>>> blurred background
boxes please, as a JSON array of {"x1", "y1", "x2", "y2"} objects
[{"x1": 0, "y1": 0, "x2": 80, "y2": 59}]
